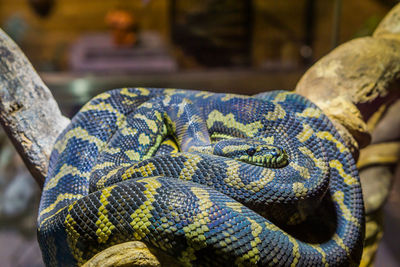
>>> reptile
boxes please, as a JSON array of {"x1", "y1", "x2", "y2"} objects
[{"x1": 37, "y1": 88, "x2": 364, "y2": 266}]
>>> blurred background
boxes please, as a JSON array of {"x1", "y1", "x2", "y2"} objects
[{"x1": 0, "y1": 0, "x2": 399, "y2": 266}]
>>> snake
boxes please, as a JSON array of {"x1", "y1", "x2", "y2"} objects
[{"x1": 37, "y1": 88, "x2": 364, "y2": 266}]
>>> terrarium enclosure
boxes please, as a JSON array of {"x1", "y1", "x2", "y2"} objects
[{"x1": 0, "y1": 1, "x2": 399, "y2": 266}]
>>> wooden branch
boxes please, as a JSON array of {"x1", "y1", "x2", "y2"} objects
[
  {"x1": 296, "y1": 3, "x2": 400, "y2": 157},
  {"x1": 0, "y1": 29, "x2": 70, "y2": 187},
  {"x1": 81, "y1": 242, "x2": 161, "y2": 267}
]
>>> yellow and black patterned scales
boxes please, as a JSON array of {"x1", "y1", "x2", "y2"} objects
[{"x1": 37, "y1": 88, "x2": 364, "y2": 266}]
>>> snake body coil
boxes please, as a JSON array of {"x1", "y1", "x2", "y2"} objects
[{"x1": 38, "y1": 88, "x2": 364, "y2": 266}]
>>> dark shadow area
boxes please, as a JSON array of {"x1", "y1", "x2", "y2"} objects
[{"x1": 278, "y1": 195, "x2": 338, "y2": 244}]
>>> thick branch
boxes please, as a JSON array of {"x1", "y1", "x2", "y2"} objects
[
  {"x1": 0, "y1": 29, "x2": 70, "y2": 187},
  {"x1": 81, "y1": 242, "x2": 161, "y2": 267},
  {"x1": 296, "y1": 3, "x2": 400, "y2": 155}
]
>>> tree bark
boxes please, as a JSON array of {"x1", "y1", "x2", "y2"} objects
[
  {"x1": 0, "y1": 29, "x2": 70, "y2": 188},
  {"x1": 295, "y1": 3, "x2": 400, "y2": 158}
]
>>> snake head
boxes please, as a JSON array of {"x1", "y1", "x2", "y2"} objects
[{"x1": 213, "y1": 138, "x2": 288, "y2": 168}]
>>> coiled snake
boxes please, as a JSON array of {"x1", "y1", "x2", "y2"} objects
[{"x1": 38, "y1": 88, "x2": 364, "y2": 266}]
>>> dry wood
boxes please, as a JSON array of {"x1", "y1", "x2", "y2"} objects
[
  {"x1": 81, "y1": 242, "x2": 161, "y2": 267},
  {"x1": 0, "y1": 29, "x2": 70, "y2": 187},
  {"x1": 296, "y1": 3, "x2": 400, "y2": 158}
]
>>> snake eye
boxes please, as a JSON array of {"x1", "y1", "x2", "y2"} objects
[{"x1": 247, "y1": 148, "x2": 256, "y2": 156}]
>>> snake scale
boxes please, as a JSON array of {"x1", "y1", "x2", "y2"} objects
[{"x1": 37, "y1": 88, "x2": 364, "y2": 266}]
